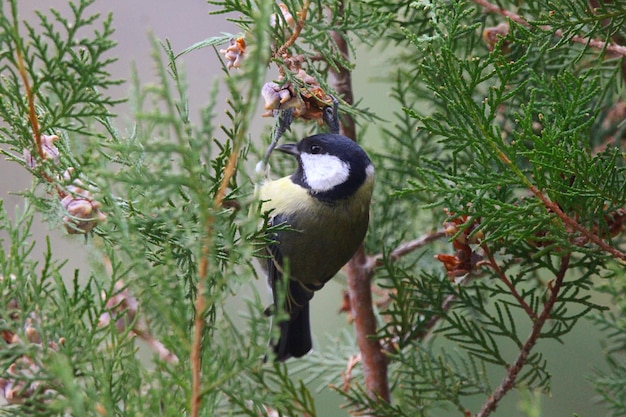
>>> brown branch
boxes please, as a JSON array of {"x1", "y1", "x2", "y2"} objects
[
  {"x1": 190, "y1": 248, "x2": 208, "y2": 417},
  {"x1": 15, "y1": 48, "x2": 44, "y2": 161},
  {"x1": 345, "y1": 248, "x2": 390, "y2": 404},
  {"x1": 370, "y1": 229, "x2": 447, "y2": 268},
  {"x1": 588, "y1": 0, "x2": 626, "y2": 82},
  {"x1": 528, "y1": 184, "x2": 626, "y2": 261},
  {"x1": 481, "y1": 244, "x2": 538, "y2": 321},
  {"x1": 15, "y1": 47, "x2": 69, "y2": 200},
  {"x1": 328, "y1": 6, "x2": 355, "y2": 139},
  {"x1": 472, "y1": 0, "x2": 626, "y2": 57},
  {"x1": 190, "y1": 149, "x2": 240, "y2": 417},
  {"x1": 328, "y1": 1, "x2": 389, "y2": 407},
  {"x1": 476, "y1": 253, "x2": 570, "y2": 417},
  {"x1": 274, "y1": 0, "x2": 311, "y2": 58}
]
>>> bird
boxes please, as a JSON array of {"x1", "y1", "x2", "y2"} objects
[{"x1": 258, "y1": 132, "x2": 374, "y2": 361}]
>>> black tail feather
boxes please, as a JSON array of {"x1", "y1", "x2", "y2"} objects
[{"x1": 274, "y1": 302, "x2": 312, "y2": 361}]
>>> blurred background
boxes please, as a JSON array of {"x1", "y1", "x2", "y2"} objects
[{"x1": 4, "y1": 2, "x2": 609, "y2": 416}]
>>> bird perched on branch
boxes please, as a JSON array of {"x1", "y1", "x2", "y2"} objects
[{"x1": 259, "y1": 132, "x2": 374, "y2": 361}]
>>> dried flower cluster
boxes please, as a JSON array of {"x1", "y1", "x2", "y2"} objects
[
  {"x1": 22, "y1": 134, "x2": 106, "y2": 234},
  {"x1": 220, "y1": 37, "x2": 246, "y2": 70},
  {"x1": 603, "y1": 208, "x2": 626, "y2": 237},
  {"x1": 436, "y1": 209, "x2": 485, "y2": 279},
  {"x1": 261, "y1": 56, "x2": 333, "y2": 123},
  {"x1": 220, "y1": 2, "x2": 332, "y2": 127},
  {"x1": 0, "y1": 289, "x2": 63, "y2": 405}
]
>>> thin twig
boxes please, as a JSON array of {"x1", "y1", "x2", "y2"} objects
[
  {"x1": 133, "y1": 327, "x2": 179, "y2": 364},
  {"x1": 476, "y1": 253, "x2": 570, "y2": 417},
  {"x1": 15, "y1": 46, "x2": 68, "y2": 198},
  {"x1": 328, "y1": 1, "x2": 390, "y2": 406},
  {"x1": 481, "y1": 243, "x2": 538, "y2": 321},
  {"x1": 190, "y1": 149, "x2": 240, "y2": 417},
  {"x1": 370, "y1": 229, "x2": 447, "y2": 268},
  {"x1": 528, "y1": 184, "x2": 626, "y2": 261},
  {"x1": 190, "y1": 249, "x2": 208, "y2": 417},
  {"x1": 275, "y1": 0, "x2": 311, "y2": 58},
  {"x1": 472, "y1": 0, "x2": 626, "y2": 56},
  {"x1": 15, "y1": 49, "x2": 43, "y2": 160},
  {"x1": 341, "y1": 353, "x2": 362, "y2": 392}
]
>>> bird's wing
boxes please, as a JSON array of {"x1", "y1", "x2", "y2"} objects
[
  {"x1": 266, "y1": 214, "x2": 323, "y2": 311},
  {"x1": 266, "y1": 214, "x2": 322, "y2": 360}
]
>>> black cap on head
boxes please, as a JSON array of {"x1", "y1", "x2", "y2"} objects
[{"x1": 285, "y1": 133, "x2": 372, "y2": 201}]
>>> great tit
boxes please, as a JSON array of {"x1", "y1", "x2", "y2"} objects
[{"x1": 259, "y1": 133, "x2": 374, "y2": 361}]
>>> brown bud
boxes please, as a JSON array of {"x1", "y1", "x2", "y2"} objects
[
  {"x1": 25, "y1": 326, "x2": 41, "y2": 344},
  {"x1": 61, "y1": 169, "x2": 107, "y2": 234},
  {"x1": 483, "y1": 22, "x2": 510, "y2": 52}
]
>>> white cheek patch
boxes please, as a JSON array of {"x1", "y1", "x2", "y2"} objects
[{"x1": 300, "y1": 153, "x2": 350, "y2": 192}]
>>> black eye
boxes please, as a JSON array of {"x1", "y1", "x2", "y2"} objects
[{"x1": 310, "y1": 144, "x2": 322, "y2": 154}]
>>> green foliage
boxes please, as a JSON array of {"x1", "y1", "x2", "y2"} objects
[
  {"x1": 367, "y1": 0, "x2": 626, "y2": 415},
  {"x1": 1, "y1": 0, "x2": 626, "y2": 416},
  {"x1": 0, "y1": 0, "x2": 120, "y2": 141}
]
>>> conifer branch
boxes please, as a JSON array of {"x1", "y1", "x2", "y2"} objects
[
  {"x1": 476, "y1": 253, "x2": 571, "y2": 417},
  {"x1": 191, "y1": 147, "x2": 240, "y2": 417},
  {"x1": 14, "y1": 42, "x2": 61, "y2": 193},
  {"x1": 528, "y1": 184, "x2": 626, "y2": 261},
  {"x1": 473, "y1": 0, "x2": 626, "y2": 56},
  {"x1": 328, "y1": 0, "x2": 390, "y2": 407},
  {"x1": 479, "y1": 88, "x2": 626, "y2": 261},
  {"x1": 15, "y1": 49, "x2": 43, "y2": 161},
  {"x1": 481, "y1": 243, "x2": 538, "y2": 321},
  {"x1": 5, "y1": 1, "x2": 626, "y2": 415},
  {"x1": 275, "y1": 0, "x2": 311, "y2": 58}
]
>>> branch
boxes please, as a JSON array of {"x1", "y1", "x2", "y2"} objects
[
  {"x1": 345, "y1": 248, "x2": 390, "y2": 404},
  {"x1": 328, "y1": 5, "x2": 356, "y2": 140},
  {"x1": 476, "y1": 253, "x2": 571, "y2": 417},
  {"x1": 370, "y1": 229, "x2": 447, "y2": 268},
  {"x1": 473, "y1": 0, "x2": 626, "y2": 57},
  {"x1": 16, "y1": 44, "x2": 63, "y2": 194},
  {"x1": 528, "y1": 184, "x2": 626, "y2": 261},
  {"x1": 133, "y1": 327, "x2": 179, "y2": 364},
  {"x1": 481, "y1": 243, "x2": 538, "y2": 321},
  {"x1": 328, "y1": 1, "x2": 390, "y2": 407},
  {"x1": 274, "y1": 0, "x2": 311, "y2": 58},
  {"x1": 15, "y1": 49, "x2": 43, "y2": 161},
  {"x1": 190, "y1": 149, "x2": 240, "y2": 417}
]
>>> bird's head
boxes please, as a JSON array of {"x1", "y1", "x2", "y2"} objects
[{"x1": 276, "y1": 133, "x2": 374, "y2": 201}]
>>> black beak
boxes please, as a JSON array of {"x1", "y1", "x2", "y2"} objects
[{"x1": 276, "y1": 143, "x2": 299, "y2": 156}]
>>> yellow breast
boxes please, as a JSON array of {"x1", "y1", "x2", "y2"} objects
[{"x1": 258, "y1": 174, "x2": 374, "y2": 285}]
